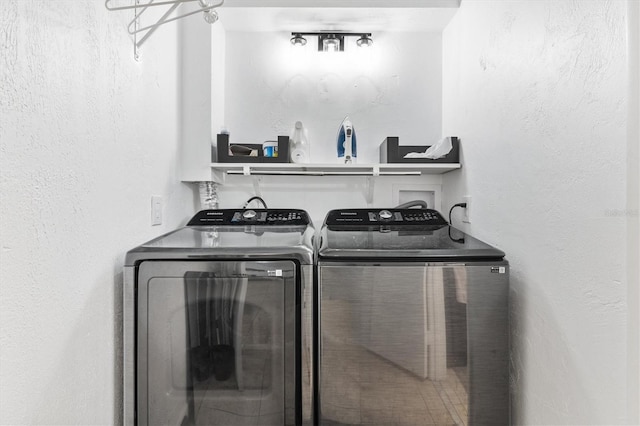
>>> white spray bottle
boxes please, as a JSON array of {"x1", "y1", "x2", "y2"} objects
[{"x1": 290, "y1": 121, "x2": 310, "y2": 163}]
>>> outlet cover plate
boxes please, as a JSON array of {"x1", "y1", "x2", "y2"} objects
[{"x1": 151, "y1": 196, "x2": 162, "y2": 226}]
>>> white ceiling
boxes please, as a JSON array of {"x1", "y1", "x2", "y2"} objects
[
  {"x1": 217, "y1": 0, "x2": 460, "y2": 32},
  {"x1": 222, "y1": 0, "x2": 460, "y2": 6}
]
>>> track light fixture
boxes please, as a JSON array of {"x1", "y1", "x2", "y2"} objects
[{"x1": 290, "y1": 32, "x2": 373, "y2": 52}]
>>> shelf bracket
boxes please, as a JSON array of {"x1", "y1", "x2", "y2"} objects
[{"x1": 364, "y1": 176, "x2": 375, "y2": 206}]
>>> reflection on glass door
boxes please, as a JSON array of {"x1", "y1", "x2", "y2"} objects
[
  {"x1": 318, "y1": 265, "x2": 469, "y2": 426},
  {"x1": 138, "y1": 261, "x2": 296, "y2": 426}
]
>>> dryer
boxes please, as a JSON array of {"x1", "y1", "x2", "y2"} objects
[
  {"x1": 316, "y1": 208, "x2": 509, "y2": 425},
  {"x1": 123, "y1": 209, "x2": 314, "y2": 426}
]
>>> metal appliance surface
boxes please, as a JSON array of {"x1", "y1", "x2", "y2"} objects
[
  {"x1": 316, "y1": 208, "x2": 509, "y2": 426},
  {"x1": 124, "y1": 209, "x2": 315, "y2": 426}
]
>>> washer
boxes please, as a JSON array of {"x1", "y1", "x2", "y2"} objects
[
  {"x1": 123, "y1": 209, "x2": 314, "y2": 426},
  {"x1": 316, "y1": 208, "x2": 509, "y2": 425}
]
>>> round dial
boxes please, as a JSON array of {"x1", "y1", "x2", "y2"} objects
[
  {"x1": 379, "y1": 210, "x2": 392, "y2": 220},
  {"x1": 242, "y1": 209, "x2": 257, "y2": 219}
]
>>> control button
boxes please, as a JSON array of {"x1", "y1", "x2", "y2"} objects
[
  {"x1": 242, "y1": 210, "x2": 257, "y2": 219},
  {"x1": 379, "y1": 210, "x2": 392, "y2": 220}
]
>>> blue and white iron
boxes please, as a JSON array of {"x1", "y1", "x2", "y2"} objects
[{"x1": 337, "y1": 116, "x2": 357, "y2": 164}]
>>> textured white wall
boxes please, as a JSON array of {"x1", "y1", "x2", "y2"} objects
[
  {"x1": 627, "y1": 1, "x2": 640, "y2": 422},
  {"x1": 0, "y1": 1, "x2": 195, "y2": 424},
  {"x1": 442, "y1": 1, "x2": 630, "y2": 424}
]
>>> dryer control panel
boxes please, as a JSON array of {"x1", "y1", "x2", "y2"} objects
[
  {"x1": 325, "y1": 208, "x2": 447, "y2": 227},
  {"x1": 187, "y1": 209, "x2": 310, "y2": 226}
]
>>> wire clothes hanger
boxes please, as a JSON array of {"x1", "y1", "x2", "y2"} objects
[{"x1": 105, "y1": 0, "x2": 224, "y2": 48}]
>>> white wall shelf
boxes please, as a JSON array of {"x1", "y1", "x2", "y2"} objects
[{"x1": 209, "y1": 162, "x2": 460, "y2": 182}]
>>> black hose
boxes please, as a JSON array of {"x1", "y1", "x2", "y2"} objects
[
  {"x1": 243, "y1": 196, "x2": 268, "y2": 209},
  {"x1": 394, "y1": 200, "x2": 428, "y2": 209}
]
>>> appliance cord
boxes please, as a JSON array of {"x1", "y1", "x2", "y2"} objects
[
  {"x1": 448, "y1": 202, "x2": 467, "y2": 225},
  {"x1": 448, "y1": 203, "x2": 467, "y2": 244}
]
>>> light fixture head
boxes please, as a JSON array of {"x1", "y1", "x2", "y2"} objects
[
  {"x1": 319, "y1": 33, "x2": 344, "y2": 52},
  {"x1": 290, "y1": 33, "x2": 307, "y2": 47},
  {"x1": 356, "y1": 34, "x2": 373, "y2": 48}
]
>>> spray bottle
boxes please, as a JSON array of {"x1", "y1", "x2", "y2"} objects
[{"x1": 290, "y1": 121, "x2": 310, "y2": 163}]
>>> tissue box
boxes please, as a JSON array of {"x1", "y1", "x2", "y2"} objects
[
  {"x1": 214, "y1": 134, "x2": 290, "y2": 163},
  {"x1": 379, "y1": 136, "x2": 460, "y2": 164}
]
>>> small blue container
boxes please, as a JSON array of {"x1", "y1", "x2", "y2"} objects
[{"x1": 263, "y1": 141, "x2": 278, "y2": 158}]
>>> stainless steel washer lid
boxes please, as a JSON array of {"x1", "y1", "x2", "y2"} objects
[
  {"x1": 318, "y1": 208, "x2": 504, "y2": 260},
  {"x1": 125, "y1": 209, "x2": 315, "y2": 265}
]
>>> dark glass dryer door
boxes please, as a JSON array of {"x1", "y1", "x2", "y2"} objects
[
  {"x1": 137, "y1": 260, "x2": 298, "y2": 426},
  {"x1": 318, "y1": 262, "x2": 509, "y2": 426}
]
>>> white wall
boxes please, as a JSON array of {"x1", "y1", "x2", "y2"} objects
[
  {"x1": 179, "y1": 13, "x2": 216, "y2": 182},
  {"x1": 626, "y1": 1, "x2": 640, "y2": 422},
  {"x1": 0, "y1": 1, "x2": 195, "y2": 424},
  {"x1": 442, "y1": 1, "x2": 632, "y2": 424},
  {"x1": 210, "y1": 29, "x2": 448, "y2": 221},
  {"x1": 223, "y1": 31, "x2": 443, "y2": 163},
  {"x1": 216, "y1": 175, "x2": 444, "y2": 226}
]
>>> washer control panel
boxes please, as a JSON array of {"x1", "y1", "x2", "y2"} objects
[
  {"x1": 187, "y1": 209, "x2": 310, "y2": 226},
  {"x1": 326, "y1": 208, "x2": 447, "y2": 227}
]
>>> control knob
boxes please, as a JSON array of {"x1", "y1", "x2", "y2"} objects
[
  {"x1": 379, "y1": 210, "x2": 392, "y2": 220},
  {"x1": 242, "y1": 209, "x2": 257, "y2": 220}
]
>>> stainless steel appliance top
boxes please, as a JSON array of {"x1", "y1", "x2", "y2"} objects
[
  {"x1": 318, "y1": 208, "x2": 505, "y2": 260},
  {"x1": 125, "y1": 209, "x2": 315, "y2": 266}
]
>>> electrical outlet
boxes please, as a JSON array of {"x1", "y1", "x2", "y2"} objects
[
  {"x1": 462, "y1": 196, "x2": 471, "y2": 223},
  {"x1": 151, "y1": 196, "x2": 162, "y2": 226}
]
